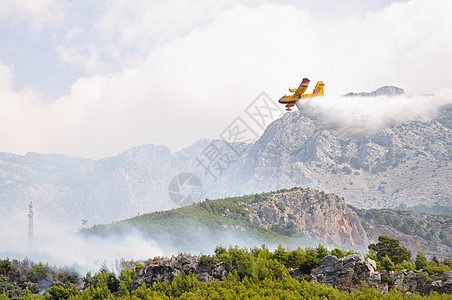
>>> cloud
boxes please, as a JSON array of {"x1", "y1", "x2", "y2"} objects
[
  {"x1": 56, "y1": 45, "x2": 106, "y2": 74},
  {"x1": 0, "y1": 0, "x2": 66, "y2": 32},
  {"x1": 0, "y1": 0, "x2": 451, "y2": 158},
  {"x1": 93, "y1": 1, "x2": 232, "y2": 62},
  {"x1": 296, "y1": 90, "x2": 452, "y2": 139},
  {"x1": 0, "y1": 64, "x2": 14, "y2": 91}
]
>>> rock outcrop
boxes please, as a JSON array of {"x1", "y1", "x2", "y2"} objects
[
  {"x1": 310, "y1": 254, "x2": 452, "y2": 295},
  {"x1": 310, "y1": 254, "x2": 382, "y2": 292},
  {"x1": 131, "y1": 255, "x2": 227, "y2": 289},
  {"x1": 246, "y1": 189, "x2": 369, "y2": 250},
  {"x1": 131, "y1": 253, "x2": 452, "y2": 295},
  {"x1": 428, "y1": 271, "x2": 452, "y2": 295}
]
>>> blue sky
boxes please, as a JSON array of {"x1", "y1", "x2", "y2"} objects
[{"x1": 0, "y1": 0, "x2": 451, "y2": 158}]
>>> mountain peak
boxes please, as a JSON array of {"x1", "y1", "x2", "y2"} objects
[{"x1": 344, "y1": 86, "x2": 405, "y2": 97}]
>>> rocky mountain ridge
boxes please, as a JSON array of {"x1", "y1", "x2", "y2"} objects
[
  {"x1": 344, "y1": 86, "x2": 405, "y2": 97},
  {"x1": 0, "y1": 89, "x2": 450, "y2": 228},
  {"x1": 236, "y1": 108, "x2": 451, "y2": 211}
]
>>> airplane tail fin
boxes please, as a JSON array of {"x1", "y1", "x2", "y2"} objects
[{"x1": 313, "y1": 81, "x2": 324, "y2": 96}]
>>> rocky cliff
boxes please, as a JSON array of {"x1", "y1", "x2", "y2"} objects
[
  {"x1": 244, "y1": 188, "x2": 451, "y2": 258},
  {"x1": 245, "y1": 189, "x2": 369, "y2": 249}
]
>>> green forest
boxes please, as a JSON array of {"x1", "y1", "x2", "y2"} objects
[
  {"x1": 81, "y1": 188, "x2": 452, "y2": 258},
  {"x1": 82, "y1": 191, "x2": 322, "y2": 252},
  {"x1": 1, "y1": 236, "x2": 452, "y2": 299}
]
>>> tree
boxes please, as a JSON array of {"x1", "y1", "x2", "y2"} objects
[
  {"x1": 287, "y1": 248, "x2": 305, "y2": 269},
  {"x1": 316, "y1": 244, "x2": 329, "y2": 260},
  {"x1": 0, "y1": 275, "x2": 23, "y2": 299},
  {"x1": 331, "y1": 248, "x2": 345, "y2": 259},
  {"x1": 135, "y1": 264, "x2": 144, "y2": 273},
  {"x1": 21, "y1": 281, "x2": 39, "y2": 294},
  {"x1": 415, "y1": 251, "x2": 428, "y2": 270},
  {"x1": 45, "y1": 285, "x2": 78, "y2": 300},
  {"x1": 299, "y1": 248, "x2": 319, "y2": 274},
  {"x1": 273, "y1": 245, "x2": 289, "y2": 266},
  {"x1": 0, "y1": 260, "x2": 15, "y2": 280},
  {"x1": 381, "y1": 255, "x2": 395, "y2": 271},
  {"x1": 214, "y1": 246, "x2": 227, "y2": 256},
  {"x1": 83, "y1": 271, "x2": 92, "y2": 289},
  {"x1": 27, "y1": 263, "x2": 48, "y2": 284},
  {"x1": 368, "y1": 236, "x2": 411, "y2": 264},
  {"x1": 117, "y1": 280, "x2": 130, "y2": 297}
]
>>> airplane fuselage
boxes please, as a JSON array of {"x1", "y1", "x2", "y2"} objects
[
  {"x1": 278, "y1": 80, "x2": 324, "y2": 111},
  {"x1": 278, "y1": 92, "x2": 322, "y2": 104}
]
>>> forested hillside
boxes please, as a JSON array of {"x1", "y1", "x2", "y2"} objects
[{"x1": 84, "y1": 188, "x2": 452, "y2": 259}]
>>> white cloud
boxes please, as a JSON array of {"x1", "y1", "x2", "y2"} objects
[
  {"x1": 56, "y1": 45, "x2": 105, "y2": 73},
  {"x1": 0, "y1": 0, "x2": 66, "y2": 32},
  {"x1": 0, "y1": 64, "x2": 14, "y2": 91},
  {"x1": 92, "y1": 1, "x2": 238, "y2": 64},
  {"x1": 0, "y1": 0, "x2": 451, "y2": 158}
]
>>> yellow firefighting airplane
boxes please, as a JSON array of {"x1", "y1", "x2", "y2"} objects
[{"x1": 278, "y1": 78, "x2": 325, "y2": 111}]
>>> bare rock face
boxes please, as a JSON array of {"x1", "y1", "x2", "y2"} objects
[
  {"x1": 310, "y1": 254, "x2": 382, "y2": 292},
  {"x1": 196, "y1": 259, "x2": 228, "y2": 282},
  {"x1": 419, "y1": 270, "x2": 452, "y2": 295},
  {"x1": 246, "y1": 188, "x2": 369, "y2": 250},
  {"x1": 131, "y1": 255, "x2": 227, "y2": 289},
  {"x1": 310, "y1": 255, "x2": 452, "y2": 295}
]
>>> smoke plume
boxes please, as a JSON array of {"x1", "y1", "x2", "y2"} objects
[
  {"x1": 296, "y1": 89, "x2": 452, "y2": 139},
  {"x1": 0, "y1": 214, "x2": 165, "y2": 274}
]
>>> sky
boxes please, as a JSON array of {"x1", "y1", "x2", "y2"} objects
[{"x1": 0, "y1": 0, "x2": 451, "y2": 159}]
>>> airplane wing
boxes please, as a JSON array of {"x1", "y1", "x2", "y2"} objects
[{"x1": 293, "y1": 78, "x2": 310, "y2": 97}]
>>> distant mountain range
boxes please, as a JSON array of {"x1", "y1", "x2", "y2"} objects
[{"x1": 0, "y1": 87, "x2": 451, "y2": 228}]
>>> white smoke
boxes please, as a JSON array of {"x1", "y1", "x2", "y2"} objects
[
  {"x1": 295, "y1": 89, "x2": 452, "y2": 138},
  {"x1": 0, "y1": 207, "x2": 326, "y2": 277},
  {"x1": 0, "y1": 214, "x2": 165, "y2": 274},
  {"x1": 0, "y1": 213, "x2": 319, "y2": 275}
]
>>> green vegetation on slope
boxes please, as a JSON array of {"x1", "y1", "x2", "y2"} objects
[
  {"x1": 83, "y1": 189, "x2": 319, "y2": 251},
  {"x1": 1, "y1": 236, "x2": 452, "y2": 299},
  {"x1": 83, "y1": 188, "x2": 452, "y2": 257},
  {"x1": 353, "y1": 207, "x2": 452, "y2": 248}
]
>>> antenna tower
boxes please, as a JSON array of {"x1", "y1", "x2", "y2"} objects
[{"x1": 27, "y1": 201, "x2": 34, "y2": 254}]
